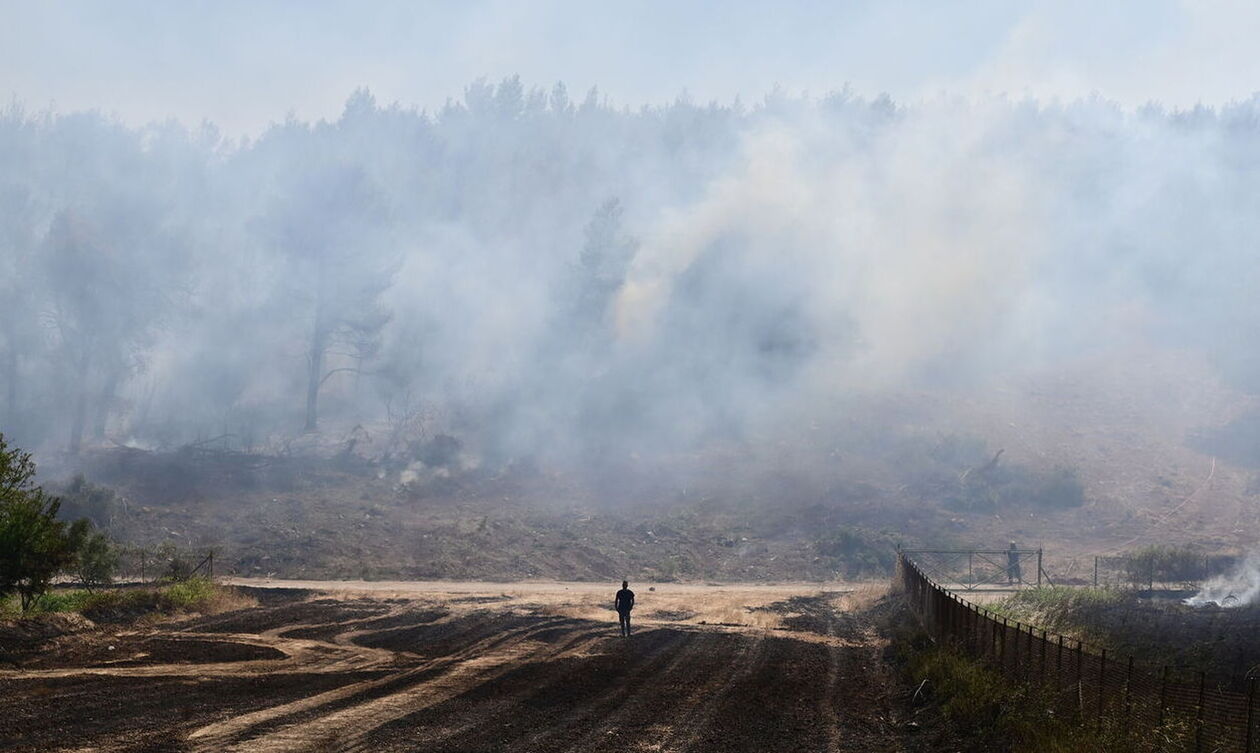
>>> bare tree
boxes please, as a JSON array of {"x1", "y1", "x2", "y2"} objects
[
  {"x1": 40, "y1": 212, "x2": 173, "y2": 453},
  {"x1": 262, "y1": 161, "x2": 396, "y2": 432}
]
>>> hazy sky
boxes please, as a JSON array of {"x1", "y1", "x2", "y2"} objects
[{"x1": 2, "y1": 0, "x2": 1259, "y2": 134}]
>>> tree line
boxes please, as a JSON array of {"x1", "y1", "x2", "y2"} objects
[{"x1": 4, "y1": 80, "x2": 1260, "y2": 464}]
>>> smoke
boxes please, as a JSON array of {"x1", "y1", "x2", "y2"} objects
[
  {"x1": 620, "y1": 102, "x2": 1043, "y2": 389},
  {"x1": 1186, "y1": 554, "x2": 1260, "y2": 607},
  {"x1": 4, "y1": 84, "x2": 1260, "y2": 481}
]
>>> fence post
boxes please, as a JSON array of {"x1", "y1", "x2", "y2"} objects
[
  {"x1": 209, "y1": 551, "x2": 214, "y2": 579},
  {"x1": 1076, "y1": 641, "x2": 1084, "y2": 718},
  {"x1": 967, "y1": 604, "x2": 975, "y2": 655},
  {"x1": 1098, "y1": 648, "x2": 1107, "y2": 732},
  {"x1": 1123, "y1": 655, "x2": 1133, "y2": 735},
  {"x1": 140, "y1": 549, "x2": 145, "y2": 583},
  {"x1": 956, "y1": 597, "x2": 963, "y2": 645},
  {"x1": 1000, "y1": 618, "x2": 1007, "y2": 670},
  {"x1": 981, "y1": 609, "x2": 989, "y2": 659},
  {"x1": 1020, "y1": 624, "x2": 1028, "y2": 681},
  {"x1": 1246, "y1": 676, "x2": 1255, "y2": 753},
  {"x1": 1039, "y1": 629, "x2": 1047, "y2": 686},
  {"x1": 1158, "y1": 665, "x2": 1168, "y2": 727},
  {"x1": 1094, "y1": 555, "x2": 1099, "y2": 587},
  {"x1": 1012, "y1": 621, "x2": 1020, "y2": 677},
  {"x1": 975, "y1": 606, "x2": 981, "y2": 657},
  {"x1": 1037, "y1": 549, "x2": 1043, "y2": 587},
  {"x1": 1026, "y1": 625, "x2": 1034, "y2": 682},
  {"x1": 1195, "y1": 670, "x2": 1205, "y2": 753},
  {"x1": 937, "y1": 586, "x2": 944, "y2": 635}
]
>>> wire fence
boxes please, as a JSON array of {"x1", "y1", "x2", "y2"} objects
[
  {"x1": 900, "y1": 552, "x2": 1259, "y2": 752},
  {"x1": 900, "y1": 548, "x2": 1048, "y2": 591},
  {"x1": 114, "y1": 546, "x2": 215, "y2": 584}
]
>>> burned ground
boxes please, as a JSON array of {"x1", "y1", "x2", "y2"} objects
[
  {"x1": 14, "y1": 635, "x2": 285, "y2": 670},
  {"x1": 0, "y1": 582, "x2": 951, "y2": 752}
]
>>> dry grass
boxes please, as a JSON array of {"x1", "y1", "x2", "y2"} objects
[
  {"x1": 194, "y1": 583, "x2": 258, "y2": 614},
  {"x1": 260, "y1": 578, "x2": 889, "y2": 633},
  {"x1": 835, "y1": 582, "x2": 888, "y2": 612}
]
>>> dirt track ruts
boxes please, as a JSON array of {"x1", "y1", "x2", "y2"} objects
[{"x1": 0, "y1": 584, "x2": 933, "y2": 752}]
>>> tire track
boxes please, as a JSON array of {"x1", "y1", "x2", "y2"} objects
[
  {"x1": 0, "y1": 631, "x2": 394, "y2": 681},
  {"x1": 637, "y1": 631, "x2": 768, "y2": 753},
  {"x1": 442, "y1": 628, "x2": 703, "y2": 752},
  {"x1": 195, "y1": 618, "x2": 607, "y2": 752},
  {"x1": 187, "y1": 616, "x2": 549, "y2": 749}
]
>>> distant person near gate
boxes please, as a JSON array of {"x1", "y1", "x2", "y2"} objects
[{"x1": 1007, "y1": 542, "x2": 1021, "y2": 585}]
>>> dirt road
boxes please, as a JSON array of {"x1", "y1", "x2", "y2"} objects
[{"x1": 1, "y1": 581, "x2": 936, "y2": 752}]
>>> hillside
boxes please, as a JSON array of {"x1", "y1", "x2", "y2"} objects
[{"x1": 39, "y1": 345, "x2": 1259, "y2": 583}]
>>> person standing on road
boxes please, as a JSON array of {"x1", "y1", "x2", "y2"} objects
[{"x1": 615, "y1": 580, "x2": 635, "y2": 637}]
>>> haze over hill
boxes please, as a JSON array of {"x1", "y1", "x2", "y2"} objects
[{"x1": 3, "y1": 2, "x2": 1260, "y2": 575}]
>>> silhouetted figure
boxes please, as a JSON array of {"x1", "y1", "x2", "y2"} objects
[
  {"x1": 615, "y1": 580, "x2": 635, "y2": 637},
  {"x1": 1007, "y1": 542, "x2": 1021, "y2": 585}
]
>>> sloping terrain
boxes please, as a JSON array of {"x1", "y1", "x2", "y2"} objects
[{"x1": 36, "y1": 344, "x2": 1260, "y2": 583}]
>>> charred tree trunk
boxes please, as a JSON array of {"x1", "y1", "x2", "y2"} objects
[
  {"x1": 69, "y1": 355, "x2": 90, "y2": 455},
  {"x1": 91, "y1": 368, "x2": 121, "y2": 440},
  {"x1": 304, "y1": 326, "x2": 327, "y2": 433},
  {"x1": 304, "y1": 262, "x2": 331, "y2": 434}
]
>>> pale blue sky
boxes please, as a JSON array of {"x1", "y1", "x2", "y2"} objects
[{"x1": 2, "y1": 0, "x2": 1257, "y2": 134}]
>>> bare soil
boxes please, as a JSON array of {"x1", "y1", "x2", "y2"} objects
[{"x1": 0, "y1": 581, "x2": 953, "y2": 752}]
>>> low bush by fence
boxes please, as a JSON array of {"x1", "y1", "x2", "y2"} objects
[
  {"x1": 900, "y1": 553, "x2": 1259, "y2": 752},
  {"x1": 1092, "y1": 546, "x2": 1237, "y2": 590}
]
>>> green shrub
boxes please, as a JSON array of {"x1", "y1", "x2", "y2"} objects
[
  {"x1": 813, "y1": 527, "x2": 899, "y2": 576},
  {"x1": 161, "y1": 577, "x2": 218, "y2": 610},
  {"x1": 32, "y1": 589, "x2": 98, "y2": 613},
  {"x1": 0, "y1": 434, "x2": 78, "y2": 611},
  {"x1": 10, "y1": 577, "x2": 231, "y2": 620},
  {"x1": 1029, "y1": 466, "x2": 1086, "y2": 509},
  {"x1": 68, "y1": 519, "x2": 119, "y2": 590},
  {"x1": 54, "y1": 475, "x2": 124, "y2": 528},
  {"x1": 1119, "y1": 545, "x2": 1234, "y2": 586},
  {"x1": 934, "y1": 448, "x2": 1086, "y2": 513}
]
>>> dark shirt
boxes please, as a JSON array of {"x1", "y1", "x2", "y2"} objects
[{"x1": 615, "y1": 588, "x2": 635, "y2": 613}]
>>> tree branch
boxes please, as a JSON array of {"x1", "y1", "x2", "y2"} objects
[{"x1": 319, "y1": 367, "x2": 372, "y2": 387}]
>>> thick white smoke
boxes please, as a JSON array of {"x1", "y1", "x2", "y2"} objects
[
  {"x1": 1186, "y1": 554, "x2": 1260, "y2": 607},
  {"x1": 5, "y1": 85, "x2": 1260, "y2": 475}
]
